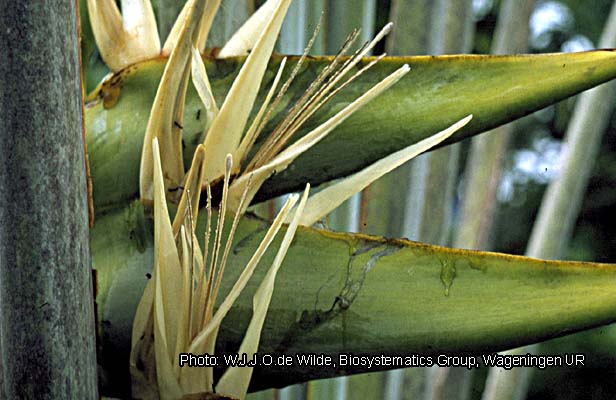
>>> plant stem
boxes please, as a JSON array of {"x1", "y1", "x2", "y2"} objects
[{"x1": 0, "y1": 1, "x2": 98, "y2": 398}]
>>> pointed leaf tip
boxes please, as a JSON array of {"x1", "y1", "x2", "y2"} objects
[
  {"x1": 296, "y1": 114, "x2": 471, "y2": 226},
  {"x1": 202, "y1": 0, "x2": 293, "y2": 182}
]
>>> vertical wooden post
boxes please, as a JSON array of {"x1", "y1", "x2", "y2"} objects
[{"x1": 0, "y1": 1, "x2": 98, "y2": 398}]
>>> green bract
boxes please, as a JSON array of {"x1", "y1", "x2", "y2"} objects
[
  {"x1": 86, "y1": 50, "x2": 616, "y2": 211},
  {"x1": 94, "y1": 207, "x2": 616, "y2": 392}
]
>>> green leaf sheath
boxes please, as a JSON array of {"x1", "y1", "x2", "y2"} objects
[
  {"x1": 85, "y1": 51, "x2": 616, "y2": 212},
  {"x1": 94, "y1": 206, "x2": 616, "y2": 392}
]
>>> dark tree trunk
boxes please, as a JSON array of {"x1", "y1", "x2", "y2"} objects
[{"x1": 0, "y1": 1, "x2": 98, "y2": 398}]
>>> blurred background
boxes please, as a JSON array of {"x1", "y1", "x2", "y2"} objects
[{"x1": 83, "y1": 0, "x2": 616, "y2": 399}]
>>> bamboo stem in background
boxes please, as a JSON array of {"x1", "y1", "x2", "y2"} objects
[
  {"x1": 481, "y1": 1, "x2": 616, "y2": 399},
  {"x1": 387, "y1": 0, "x2": 431, "y2": 55},
  {"x1": 326, "y1": 0, "x2": 377, "y2": 241},
  {"x1": 364, "y1": 0, "x2": 434, "y2": 240},
  {"x1": 0, "y1": 1, "x2": 98, "y2": 398},
  {"x1": 367, "y1": 1, "x2": 476, "y2": 398}
]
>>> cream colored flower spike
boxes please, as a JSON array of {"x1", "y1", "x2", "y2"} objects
[
  {"x1": 202, "y1": 0, "x2": 293, "y2": 182},
  {"x1": 191, "y1": 47, "x2": 219, "y2": 126},
  {"x1": 139, "y1": 0, "x2": 206, "y2": 203},
  {"x1": 171, "y1": 144, "x2": 207, "y2": 235},
  {"x1": 294, "y1": 115, "x2": 474, "y2": 226},
  {"x1": 180, "y1": 193, "x2": 299, "y2": 397},
  {"x1": 87, "y1": 0, "x2": 160, "y2": 72},
  {"x1": 216, "y1": 184, "x2": 310, "y2": 399},
  {"x1": 152, "y1": 138, "x2": 185, "y2": 399},
  {"x1": 134, "y1": 141, "x2": 305, "y2": 398},
  {"x1": 217, "y1": 0, "x2": 282, "y2": 58},
  {"x1": 185, "y1": 193, "x2": 298, "y2": 352}
]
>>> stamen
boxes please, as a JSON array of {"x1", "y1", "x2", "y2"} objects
[
  {"x1": 227, "y1": 64, "x2": 411, "y2": 213},
  {"x1": 243, "y1": 23, "x2": 330, "y2": 170},
  {"x1": 268, "y1": 30, "x2": 367, "y2": 150},
  {"x1": 188, "y1": 193, "x2": 299, "y2": 354},
  {"x1": 211, "y1": 174, "x2": 253, "y2": 306},
  {"x1": 203, "y1": 154, "x2": 233, "y2": 323},
  {"x1": 312, "y1": 23, "x2": 394, "y2": 101},
  {"x1": 139, "y1": 0, "x2": 207, "y2": 203},
  {"x1": 283, "y1": 53, "x2": 388, "y2": 141},
  {"x1": 184, "y1": 191, "x2": 196, "y2": 339},
  {"x1": 203, "y1": 181, "x2": 213, "y2": 269},
  {"x1": 236, "y1": 58, "x2": 288, "y2": 167},
  {"x1": 191, "y1": 180, "x2": 212, "y2": 338},
  {"x1": 298, "y1": 25, "x2": 391, "y2": 111},
  {"x1": 260, "y1": 53, "x2": 386, "y2": 161},
  {"x1": 172, "y1": 144, "x2": 206, "y2": 235},
  {"x1": 251, "y1": 12, "x2": 325, "y2": 134},
  {"x1": 246, "y1": 24, "x2": 391, "y2": 172},
  {"x1": 178, "y1": 224, "x2": 191, "y2": 357}
]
